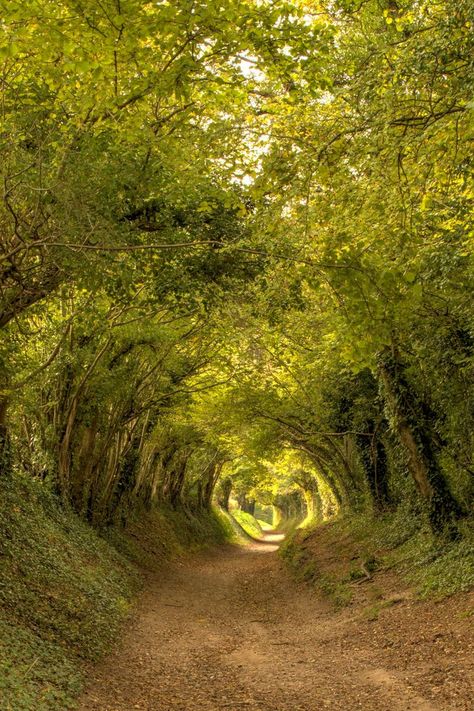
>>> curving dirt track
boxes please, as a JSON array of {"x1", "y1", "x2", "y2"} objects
[{"x1": 78, "y1": 534, "x2": 473, "y2": 711}]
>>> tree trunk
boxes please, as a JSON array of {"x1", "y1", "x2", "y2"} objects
[
  {"x1": 356, "y1": 426, "x2": 391, "y2": 512},
  {"x1": 0, "y1": 392, "x2": 11, "y2": 477},
  {"x1": 238, "y1": 494, "x2": 255, "y2": 515},
  {"x1": 202, "y1": 460, "x2": 223, "y2": 510},
  {"x1": 378, "y1": 348, "x2": 462, "y2": 535},
  {"x1": 294, "y1": 469, "x2": 323, "y2": 522},
  {"x1": 217, "y1": 477, "x2": 233, "y2": 511},
  {"x1": 168, "y1": 456, "x2": 189, "y2": 509}
]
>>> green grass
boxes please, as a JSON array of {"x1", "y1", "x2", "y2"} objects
[
  {"x1": 255, "y1": 518, "x2": 273, "y2": 531},
  {"x1": 231, "y1": 510, "x2": 264, "y2": 539},
  {"x1": 0, "y1": 475, "x2": 231, "y2": 710}
]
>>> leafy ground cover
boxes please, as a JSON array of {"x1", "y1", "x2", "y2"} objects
[
  {"x1": 0, "y1": 475, "x2": 231, "y2": 710},
  {"x1": 280, "y1": 510, "x2": 474, "y2": 609}
]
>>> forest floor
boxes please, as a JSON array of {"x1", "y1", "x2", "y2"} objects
[{"x1": 78, "y1": 532, "x2": 473, "y2": 711}]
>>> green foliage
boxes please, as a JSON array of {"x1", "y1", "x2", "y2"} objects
[
  {"x1": 0, "y1": 474, "x2": 231, "y2": 709},
  {"x1": 411, "y1": 540, "x2": 474, "y2": 599},
  {"x1": 0, "y1": 9, "x2": 473, "y2": 704},
  {"x1": 0, "y1": 476, "x2": 139, "y2": 661},
  {"x1": 0, "y1": 475, "x2": 138, "y2": 708},
  {"x1": 282, "y1": 509, "x2": 474, "y2": 608},
  {"x1": 1, "y1": 0, "x2": 472, "y2": 537},
  {"x1": 0, "y1": 617, "x2": 82, "y2": 710}
]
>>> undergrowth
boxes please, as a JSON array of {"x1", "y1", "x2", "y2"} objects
[
  {"x1": 280, "y1": 503, "x2": 474, "y2": 607},
  {"x1": 0, "y1": 475, "x2": 231, "y2": 710}
]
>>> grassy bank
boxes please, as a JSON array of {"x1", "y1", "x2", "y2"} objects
[
  {"x1": 280, "y1": 507, "x2": 474, "y2": 608},
  {"x1": 230, "y1": 510, "x2": 264, "y2": 539},
  {"x1": 0, "y1": 475, "x2": 231, "y2": 710}
]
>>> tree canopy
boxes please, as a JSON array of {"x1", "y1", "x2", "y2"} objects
[{"x1": 1, "y1": 0, "x2": 473, "y2": 536}]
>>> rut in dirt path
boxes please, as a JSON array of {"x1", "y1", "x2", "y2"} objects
[{"x1": 79, "y1": 534, "x2": 472, "y2": 711}]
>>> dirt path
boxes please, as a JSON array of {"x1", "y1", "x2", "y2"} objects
[{"x1": 79, "y1": 534, "x2": 473, "y2": 711}]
